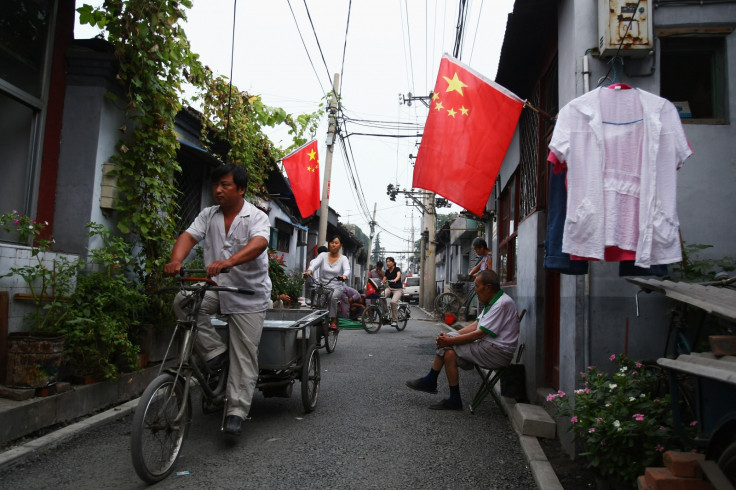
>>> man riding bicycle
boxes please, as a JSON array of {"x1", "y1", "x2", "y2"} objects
[{"x1": 164, "y1": 163, "x2": 271, "y2": 437}]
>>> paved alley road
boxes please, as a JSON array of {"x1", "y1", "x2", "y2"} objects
[{"x1": 0, "y1": 307, "x2": 535, "y2": 489}]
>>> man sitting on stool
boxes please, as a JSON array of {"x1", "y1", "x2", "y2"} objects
[{"x1": 406, "y1": 269, "x2": 519, "y2": 410}]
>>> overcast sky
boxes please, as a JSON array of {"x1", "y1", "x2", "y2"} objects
[{"x1": 75, "y1": 0, "x2": 515, "y2": 270}]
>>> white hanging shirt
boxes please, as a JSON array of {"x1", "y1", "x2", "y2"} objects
[{"x1": 549, "y1": 87, "x2": 692, "y2": 268}]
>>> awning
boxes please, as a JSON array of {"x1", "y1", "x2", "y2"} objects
[
  {"x1": 626, "y1": 277, "x2": 736, "y2": 323},
  {"x1": 177, "y1": 139, "x2": 222, "y2": 167}
]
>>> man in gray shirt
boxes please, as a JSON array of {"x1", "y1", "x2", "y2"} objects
[{"x1": 165, "y1": 164, "x2": 271, "y2": 436}]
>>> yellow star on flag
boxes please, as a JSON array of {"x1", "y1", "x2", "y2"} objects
[
  {"x1": 434, "y1": 101, "x2": 444, "y2": 111},
  {"x1": 308, "y1": 149, "x2": 317, "y2": 160},
  {"x1": 432, "y1": 92, "x2": 440, "y2": 101},
  {"x1": 442, "y1": 73, "x2": 468, "y2": 96},
  {"x1": 459, "y1": 106, "x2": 469, "y2": 116},
  {"x1": 447, "y1": 108, "x2": 457, "y2": 118}
]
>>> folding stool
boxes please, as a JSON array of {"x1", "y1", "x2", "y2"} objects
[{"x1": 468, "y1": 309, "x2": 526, "y2": 415}]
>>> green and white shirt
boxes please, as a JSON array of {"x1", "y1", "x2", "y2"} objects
[{"x1": 477, "y1": 290, "x2": 520, "y2": 354}]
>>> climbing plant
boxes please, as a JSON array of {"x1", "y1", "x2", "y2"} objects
[{"x1": 77, "y1": 0, "x2": 323, "y2": 294}]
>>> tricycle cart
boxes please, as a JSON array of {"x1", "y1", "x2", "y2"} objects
[
  {"x1": 131, "y1": 270, "x2": 328, "y2": 484},
  {"x1": 257, "y1": 308, "x2": 328, "y2": 412}
]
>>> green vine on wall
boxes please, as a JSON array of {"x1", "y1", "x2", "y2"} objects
[{"x1": 77, "y1": 0, "x2": 323, "y2": 296}]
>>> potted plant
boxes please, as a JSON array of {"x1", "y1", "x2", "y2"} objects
[
  {"x1": 60, "y1": 223, "x2": 148, "y2": 381},
  {"x1": 547, "y1": 354, "x2": 698, "y2": 486},
  {"x1": 268, "y1": 250, "x2": 304, "y2": 307},
  {"x1": 1, "y1": 211, "x2": 80, "y2": 388}
]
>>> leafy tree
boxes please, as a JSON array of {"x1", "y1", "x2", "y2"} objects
[{"x1": 371, "y1": 233, "x2": 383, "y2": 264}]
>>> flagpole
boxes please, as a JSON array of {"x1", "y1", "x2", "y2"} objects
[{"x1": 317, "y1": 73, "x2": 340, "y2": 247}]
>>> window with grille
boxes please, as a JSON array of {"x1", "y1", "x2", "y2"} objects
[
  {"x1": 174, "y1": 158, "x2": 204, "y2": 235},
  {"x1": 497, "y1": 174, "x2": 519, "y2": 284},
  {"x1": 518, "y1": 91, "x2": 540, "y2": 219}
]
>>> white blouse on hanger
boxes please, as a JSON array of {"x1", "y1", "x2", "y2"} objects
[{"x1": 549, "y1": 87, "x2": 692, "y2": 268}]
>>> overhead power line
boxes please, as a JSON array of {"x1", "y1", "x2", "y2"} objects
[
  {"x1": 286, "y1": 0, "x2": 327, "y2": 98},
  {"x1": 302, "y1": 0, "x2": 333, "y2": 92}
]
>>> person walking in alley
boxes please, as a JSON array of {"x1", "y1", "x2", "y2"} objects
[
  {"x1": 165, "y1": 164, "x2": 271, "y2": 436},
  {"x1": 405, "y1": 270, "x2": 519, "y2": 410}
]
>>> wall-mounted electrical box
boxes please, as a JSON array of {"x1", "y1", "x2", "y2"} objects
[{"x1": 598, "y1": 0, "x2": 653, "y2": 58}]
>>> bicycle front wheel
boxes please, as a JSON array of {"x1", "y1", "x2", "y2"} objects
[
  {"x1": 131, "y1": 373, "x2": 190, "y2": 483},
  {"x1": 396, "y1": 305, "x2": 409, "y2": 331},
  {"x1": 435, "y1": 292, "x2": 461, "y2": 317},
  {"x1": 324, "y1": 322, "x2": 338, "y2": 353},
  {"x1": 362, "y1": 305, "x2": 382, "y2": 334}
]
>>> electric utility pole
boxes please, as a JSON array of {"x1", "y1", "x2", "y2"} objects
[
  {"x1": 422, "y1": 193, "x2": 437, "y2": 310},
  {"x1": 365, "y1": 202, "x2": 377, "y2": 285},
  {"x1": 318, "y1": 73, "x2": 340, "y2": 247}
]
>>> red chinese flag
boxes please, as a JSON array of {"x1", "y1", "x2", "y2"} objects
[
  {"x1": 282, "y1": 139, "x2": 321, "y2": 218},
  {"x1": 413, "y1": 54, "x2": 524, "y2": 216}
]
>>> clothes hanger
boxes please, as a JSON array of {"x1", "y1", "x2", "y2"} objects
[{"x1": 607, "y1": 82, "x2": 633, "y2": 90}]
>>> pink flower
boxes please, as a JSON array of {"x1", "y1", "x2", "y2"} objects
[
  {"x1": 596, "y1": 417, "x2": 602, "y2": 423},
  {"x1": 659, "y1": 426, "x2": 666, "y2": 431},
  {"x1": 571, "y1": 416, "x2": 578, "y2": 423},
  {"x1": 690, "y1": 420, "x2": 698, "y2": 427},
  {"x1": 13, "y1": 220, "x2": 19, "y2": 225},
  {"x1": 609, "y1": 354, "x2": 616, "y2": 361},
  {"x1": 546, "y1": 394, "x2": 558, "y2": 402},
  {"x1": 636, "y1": 362, "x2": 642, "y2": 368},
  {"x1": 113, "y1": 265, "x2": 118, "y2": 269},
  {"x1": 605, "y1": 403, "x2": 611, "y2": 407},
  {"x1": 656, "y1": 445, "x2": 665, "y2": 452},
  {"x1": 557, "y1": 390, "x2": 566, "y2": 396},
  {"x1": 633, "y1": 414, "x2": 645, "y2": 421},
  {"x1": 589, "y1": 428, "x2": 595, "y2": 433}
]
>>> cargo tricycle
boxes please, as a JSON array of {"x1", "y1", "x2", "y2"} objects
[{"x1": 130, "y1": 269, "x2": 327, "y2": 483}]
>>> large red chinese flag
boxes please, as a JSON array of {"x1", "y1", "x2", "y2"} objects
[
  {"x1": 413, "y1": 54, "x2": 524, "y2": 216},
  {"x1": 282, "y1": 139, "x2": 321, "y2": 218}
]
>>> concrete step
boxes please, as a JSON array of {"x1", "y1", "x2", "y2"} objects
[{"x1": 511, "y1": 402, "x2": 556, "y2": 439}]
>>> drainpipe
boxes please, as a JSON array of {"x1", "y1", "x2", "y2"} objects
[{"x1": 583, "y1": 52, "x2": 591, "y2": 370}]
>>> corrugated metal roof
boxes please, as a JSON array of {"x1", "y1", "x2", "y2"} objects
[{"x1": 626, "y1": 277, "x2": 736, "y2": 323}]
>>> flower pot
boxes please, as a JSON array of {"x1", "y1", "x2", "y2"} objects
[{"x1": 6, "y1": 332, "x2": 65, "y2": 388}]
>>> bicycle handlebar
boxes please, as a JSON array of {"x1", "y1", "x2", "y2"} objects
[{"x1": 167, "y1": 267, "x2": 254, "y2": 295}]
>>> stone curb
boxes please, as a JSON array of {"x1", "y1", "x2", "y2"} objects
[{"x1": 0, "y1": 398, "x2": 138, "y2": 472}]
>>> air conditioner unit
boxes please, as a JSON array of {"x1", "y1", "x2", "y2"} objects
[{"x1": 598, "y1": 0, "x2": 653, "y2": 58}]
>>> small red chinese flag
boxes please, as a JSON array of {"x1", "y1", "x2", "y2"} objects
[
  {"x1": 282, "y1": 139, "x2": 321, "y2": 218},
  {"x1": 413, "y1": 54, "x2": 524, "y2": 216}
]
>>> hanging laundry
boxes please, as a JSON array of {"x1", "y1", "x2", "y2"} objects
[
  {"x1": 548, "y1": 86, "x2": 692, "y2": 268},
  {"x1": 544, "y1": 155, "x2": 589, "y2": 275}
]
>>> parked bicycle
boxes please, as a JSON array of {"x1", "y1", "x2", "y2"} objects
[
  {"x1": 303, "y1": 274, "x2": 343, "y2": 353},
  {"x1": 361, "y1": 283, "x2": 410, "y2": 334},
  {"x1": 434, "y1": 277, "x2": 478, "y2": 321}
]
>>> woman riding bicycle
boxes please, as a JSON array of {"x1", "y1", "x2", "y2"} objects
[
  {"x1": 381, "y1": 257, "x2": 403, "y2": 328},
  {"x1": 306, "y1": 235, "x2": 350, "y2": 330}
]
